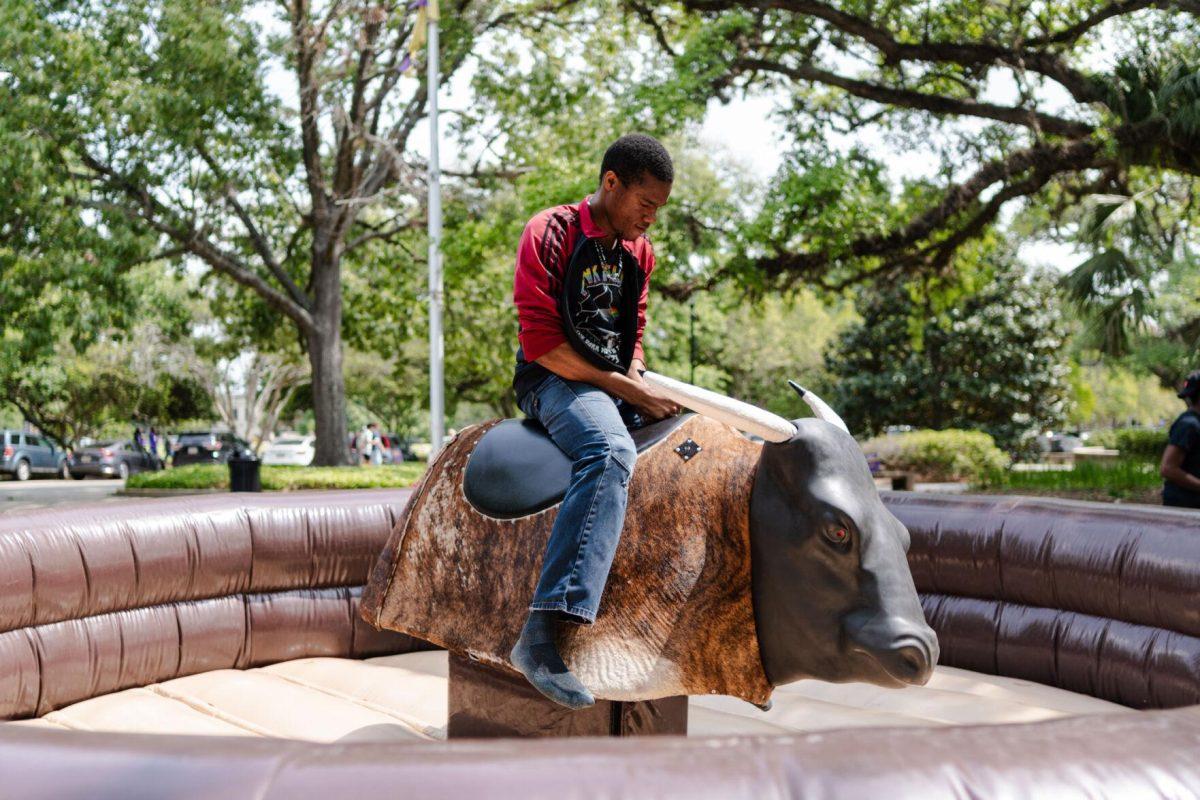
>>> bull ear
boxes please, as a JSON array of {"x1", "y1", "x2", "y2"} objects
[{"x1": 788, "y1": 381, "x2": 851, "y2": 435}]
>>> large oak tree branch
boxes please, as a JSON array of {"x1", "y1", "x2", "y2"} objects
[
  {"x1": 195, "y1": 146, "x2": 312, "y2": 310},
  {"x1": 77, "y1": 149, "x2": 314, "y2": 331},
  {"x1": 683, "y1": 0, "x2": 1106, "y2": 104},
  {"x1": 289, "y1": 0, "x2": 329, "y2": 221},
  {"x1": 735, "y1": 56, "x2": 1095, "y2": 137}
]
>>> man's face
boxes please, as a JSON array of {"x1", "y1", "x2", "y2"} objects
[{"x1": 602, "y1": 171, "x2": 672, "y2": 241}]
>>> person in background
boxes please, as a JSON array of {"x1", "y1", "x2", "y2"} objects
[
  {"x1": 1161, "y1": 370, "x2": 1200, "y2": 509},
  {"x1": 355, "y1": 423, "x2": 375, "y2": 466},
  {"x1": 133, "y1": 426, "x2": 145, "y2": 454},
  {"x1": 148, "y1": 427, "x2": 160, "y2": 468},
  {"x1": 369, "y1": 422, "x2": 384, "y2": 466}
]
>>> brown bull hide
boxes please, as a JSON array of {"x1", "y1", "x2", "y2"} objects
[{"x1": 361, "y1": 415, "x2": 774, "y2": 706}]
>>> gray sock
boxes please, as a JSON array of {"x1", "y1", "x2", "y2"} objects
[{"x1": 509, "y1": 610, "x2": 595, "y2": 710}]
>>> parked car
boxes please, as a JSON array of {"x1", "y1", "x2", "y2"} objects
[
  {"x1": 171, "y1": 431, "x2": 253, "y2": 467},
  {"x1": 69, "y1": 440, "x2": 160, "y2": 480},
  {"x1": 0, "y1": 430, "x2": 70, "y2": 481},
  {"x1": 262, "y1": 434, "x2": 315, "y2": 466}
]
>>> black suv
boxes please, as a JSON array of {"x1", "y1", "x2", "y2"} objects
[
  {"x1": 171, "y1": 431, "x2": 253, "y2": 467},
  {"x1": 1, "y1": 430, "x2": 69, "y2": 481}
]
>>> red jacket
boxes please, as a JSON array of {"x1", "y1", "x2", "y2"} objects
[{"x1": 513, "y1": 196, "x2": 654, "y2": 366}]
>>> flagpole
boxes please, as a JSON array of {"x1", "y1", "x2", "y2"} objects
[{"x1": 426, "y1": 1, "x2": 445, "y2": 453}]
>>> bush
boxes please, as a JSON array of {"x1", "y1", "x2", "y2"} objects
[
  {"x1": 127, "y1": 463, "x2": 427, "y2": 491},
  {"x1": 861, "y1": 429, "x2": 1010, "y2": 482},
  {"x1": 1087, "y1": 428, "x2": 1167, "y2": 462}
]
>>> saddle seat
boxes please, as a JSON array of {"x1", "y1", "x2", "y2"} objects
[{"x1": 463, "y1": 413, "x2": 693, "y2": 518}]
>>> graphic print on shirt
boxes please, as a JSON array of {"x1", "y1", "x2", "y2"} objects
[{"x1": 574, "y1": 247, "x2": 624, "y2": 365}]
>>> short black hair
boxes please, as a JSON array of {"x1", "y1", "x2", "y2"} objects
[{"x1": 599, "y1": 134, "x2": 673, "y2": 187}]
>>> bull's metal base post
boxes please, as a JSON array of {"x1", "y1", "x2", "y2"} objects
[{"x1": 447, "y1": 652, "x2": 688, "y2": 739}]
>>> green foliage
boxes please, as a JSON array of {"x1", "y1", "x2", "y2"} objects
[
  {"x1": 1086, "y1": 427, "x2": 1169, "y2": 461},
  {"x1": 1066, "y1": 363, "x2": 1180, "y2": 428},
  {"x1": 861, "y1": 429, "x2": 1010, "y2": 482},
  {"x1": 827, "y1": 254, "x2": 1071, "y2": 452},
  {"x1": 632, "y1": 0, "x2": 1200, "y2": 295},
  {"x1": 127, "y1": 463, "x2": 426, "y2": 491},
  {"x1": 980, "y1": 460, "x2": 1161, "y2": 500}
]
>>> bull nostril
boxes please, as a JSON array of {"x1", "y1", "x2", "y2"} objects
[{"x1": 898, "y1": 647, "x2": 923, "y2": 674}]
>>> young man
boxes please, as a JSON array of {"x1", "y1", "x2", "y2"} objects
[
  {"x1": 509, "y1": 134, "x2": 681, "y2": 708},
  {"x1": 1161, "y1": 370, "x2": 1200, "y2": 509}
]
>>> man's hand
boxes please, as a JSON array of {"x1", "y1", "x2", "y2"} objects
[
  {"x1": 535, "y1": 346, "x2": 680, "y2": 420},
  {"x1": 631, "y1": 381, "x2": 681, "y2": 421}
]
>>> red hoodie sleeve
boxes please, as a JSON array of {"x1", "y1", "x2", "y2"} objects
[
  {"x1": 513, "y1": 214, "x2": 569, "y2": 363},
  {"x1": 632, "y1": 239, "x2": 655, "y2": 365}
]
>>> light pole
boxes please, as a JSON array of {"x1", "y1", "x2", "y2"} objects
[
  {"x1": 689, "y1": 298, "x2": 697, "y2": 384},
  {"x1": 426, "y1": 1, "x2": 444, "y2": 453}
]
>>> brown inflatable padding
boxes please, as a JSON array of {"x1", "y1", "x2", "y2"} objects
[
  {"x1": 921, "y1": 593, "x2": 1200, "y2": 708},
  {"x1": 0, "y1": 586, "x2": 429, "y2": 720},
  {"x1": 362, "y1": 417, "x2": 774, "y2": 706},
  {"x1": 0, "y1": 490, "x2": 407, "y2": 634},
  {"x1": 0, "y1": 491, "x2": 427, "y2": 720},
  {"x1": 1, "y1": 707, "x2": 1199, "y2": 798},
  {"x1": 886, "y1": 493, "x2": 1200, "y2": 708},
  {"x1": 892, "y1": 493, "x2": 1200, "y2": 636}
]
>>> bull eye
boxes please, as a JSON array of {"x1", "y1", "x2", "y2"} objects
[{"x1": 824, "y1": 526, "x2": 850, "y2": 547}]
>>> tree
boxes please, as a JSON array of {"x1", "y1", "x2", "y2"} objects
[
  {"x1": 177, "y1": 348, "x2": 309, "y2": 452},
  {"x1": 3, "y1": 320, "x2": 209, "y2": 448},
  {"x1": 1050, "y1": 172, "x2": 1200, "y2": 387},
  {"x1": 825, "y1": 251, "x2": 1071, "y2": 452},
  {"x1": 625, "y1": 0, "x2": 1200, "y2": 294},
  {"x1": 4, "y1": 0, "x2": 560, "y2": 464}
]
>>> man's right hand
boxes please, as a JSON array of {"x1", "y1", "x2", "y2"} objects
[
  {"x1": 534, "y1": 343, "x2": 681, "y2": 420},
  {"x1": 626, "y1": 376, "x2": 681, "y2": 421}
]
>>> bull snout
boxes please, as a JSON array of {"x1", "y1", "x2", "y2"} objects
[{"x1": 843, "y1": 611, "x2": 939, "y2": 687}]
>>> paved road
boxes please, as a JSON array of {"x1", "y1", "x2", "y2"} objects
[{"x1": 0, "y1": 477, "x2": 127, "y2": 515}]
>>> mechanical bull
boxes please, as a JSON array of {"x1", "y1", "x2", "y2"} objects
[{"x1": 361, "y1": 373, "x2": 938, "y2": 708}]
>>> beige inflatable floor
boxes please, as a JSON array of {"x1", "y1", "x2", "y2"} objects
[{"x1": 9, "y1": 651, "x2": 1128, "y2": 742}]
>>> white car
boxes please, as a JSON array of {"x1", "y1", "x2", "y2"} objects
[{"x1": 262, "y1": 434, "x2": 315, "y2": 466}]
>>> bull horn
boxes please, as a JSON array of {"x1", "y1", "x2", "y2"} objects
[
  {"x1": 787, "y1": 380, "x2": 850, "y2": 434},
  {"x1": 642, "y1": 371, "x2": 798, "y2": 442}
]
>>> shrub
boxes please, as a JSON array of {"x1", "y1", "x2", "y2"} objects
[
  {"x1": 127, "y1": 463, "x2": 427, "y2": 491},
  {"x1": 1085, "y1": 427, "x2": 1167, "y2": 461},
  {"x1": 860, "y1": 429, "x2": 1010, "y2": 482}
]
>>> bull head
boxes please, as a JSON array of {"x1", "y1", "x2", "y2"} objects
[{"x1": 643, "y1": 372, "x2": 939, "y2": 689}]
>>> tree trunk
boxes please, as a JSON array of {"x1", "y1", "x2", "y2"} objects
[{"x1": 309, "y1": 245, "x2": 353, "y2": 466}]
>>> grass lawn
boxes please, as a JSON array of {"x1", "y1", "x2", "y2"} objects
[
  {"x1": 978, "y1": 459, "x2": 1163, "y2": 504},
  {"x1": 127, "y1": 462, "x2": 428, "y2": 491}
]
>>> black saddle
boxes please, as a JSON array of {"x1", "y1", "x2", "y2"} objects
[{"x1": 463, "y1": 413, "x2": 693, "y2": 519}]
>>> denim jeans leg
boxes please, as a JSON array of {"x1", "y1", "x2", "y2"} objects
[{"x1": 522, "y1": 375, "x2": 637, "y2": 624}]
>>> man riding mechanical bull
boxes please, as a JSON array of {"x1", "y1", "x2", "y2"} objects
[
  {"x1": 508, "y1": 134, "x2": 682, "y2": 708},
  {"x1": 360, "y1": 136, "x2": 937, "y2": 710}
]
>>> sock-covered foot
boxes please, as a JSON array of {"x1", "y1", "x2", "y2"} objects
[{"x1": 509, "y1": 610, "x2": 594, "y2": 710}]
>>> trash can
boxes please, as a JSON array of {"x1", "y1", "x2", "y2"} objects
[{"x1": 228, "y1": 450, "x2": 262, "y2": 493}]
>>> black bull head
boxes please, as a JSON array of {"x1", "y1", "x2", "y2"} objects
[
  {"x1": 750, "y1": 419, "x2": 939, "y2": 687},
  {"x1": 646, "y1": 371, "x2": 939, "y2": 689}
]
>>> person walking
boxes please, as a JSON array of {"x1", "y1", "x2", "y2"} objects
[
  {"x1": 1161, "y1": 370, "x2": 1200, "y2": 509},
  {"x1": 355, "y1": 423, "x2": 375, "y2": 466},
  {"x1": 508, "y1": 134, "x2": 681, "y2": 709},
  {"x1": 148, "y1": 427, "x2": 160, "y2": 469},
  {"x1": 369, "y1": 422, "x2": 384, "y2": 466}
]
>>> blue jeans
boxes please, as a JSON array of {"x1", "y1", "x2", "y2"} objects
[{"x1": 517, "y1": 374, "x2": 643, "y2": 625}]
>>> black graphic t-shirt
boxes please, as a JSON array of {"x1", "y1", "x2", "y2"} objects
[{"x1": 573, "y1": 240, "x2": 626, "y2": 367}]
